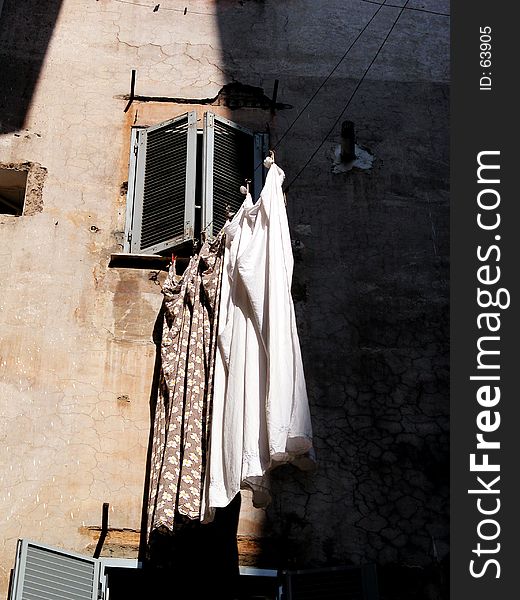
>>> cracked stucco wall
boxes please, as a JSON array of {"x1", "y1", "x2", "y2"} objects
[
  {"x1": 0, "y1": 1, "x2": 237, "y2": 595},
  {"x1": 219, "y1": 5, "x2": 449, "y2": 596},
  {"x1": 0, "y1": 0, "x2": 449, "y2": 597}
]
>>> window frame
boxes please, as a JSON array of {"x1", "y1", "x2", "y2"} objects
[
  {"x1": 98, "y1": 557, "x2": 140, "y2": 600},
  {"x1": 9, "y1": 539, "x2": 282, "y2": 600},
  {"x1": 124, "y1": 111, "x2": 198, "y2": 255},
  {"x1": 201, "y1": 111, "x2": 268, "y2": 239},
  {"x1": 9, "y1": 539, "x2": 102, "y2": 600},
  {"x1": 9, "y1": 539, "x2": 141, "y2": 600},
  {"x1": 123, "y1": 111, "x2": 269, "y2": 256}
]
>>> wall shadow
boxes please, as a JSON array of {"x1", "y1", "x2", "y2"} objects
[
  {"x1": 213, "y1": 3, "x2": 450, "y2": 597},
  {"x1": 0, "y1": 0, "x2": 63, "y2": 133},
  {"x1": 134, "y1": 2, "x2": 449, "y2": 597}
]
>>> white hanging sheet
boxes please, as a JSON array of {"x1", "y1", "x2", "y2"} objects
[{"x1": 203, "y1": 161, "x2": 315, "y2": 522}]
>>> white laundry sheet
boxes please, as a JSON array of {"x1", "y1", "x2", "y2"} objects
[{"x1": 202, "y1": 161, "x2": 315, "y2": 522}]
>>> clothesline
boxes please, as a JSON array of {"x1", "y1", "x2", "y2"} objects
[{"x1": 284, "y1": 0, "x2": 412, "y2": 193}]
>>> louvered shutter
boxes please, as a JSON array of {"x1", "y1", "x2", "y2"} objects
[
  {"x1": 129, "y1": 111, "x2": 197, "y2": 254},
  {"x1": 202, "y1": 112, "x2": 268, "y2": 238},
  {"x1": 9, "y1": 540, "x2": 100, "y2": 600}
]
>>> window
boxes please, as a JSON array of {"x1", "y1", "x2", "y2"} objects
[
  {"x1": 282, "y1": 565, "x2": 380, "y2": 600},
  {"x1": 8, "y1": 539, "x2": 138, "y2": 600},
  {"x1": 0, "y1": 162, "x2": 46, "y2": 217},
  {"x1": 9, "y1": 539, "x2": 379, "y2": 599},
  {"x1": 8, "y1": 539, "x2": 280, "y2": 600},
  {"x1": 0, "y1": 166, "x2": 28, "y2": 216},
  {"x1": 123, "y1": 111, "x2": 268, "y2": 255},
  {"x1": 9, "y1": 539, "x2": 101, "y2": 600}
]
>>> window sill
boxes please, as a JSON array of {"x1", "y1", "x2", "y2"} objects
[{"x1": 109, "y1": 252, "x2": 171, "y2": 270}]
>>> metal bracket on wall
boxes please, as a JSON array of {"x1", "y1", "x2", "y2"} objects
[
  {"x1": 93, "y1": 503, "x2": 110, "y2": 559},
  {"x1": 124, "y1": 70, "x2": 137, "y2": 113}
]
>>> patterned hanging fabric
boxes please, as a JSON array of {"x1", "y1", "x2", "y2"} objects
[
  {"x1": 147, "y1": 233, "x2": 225, "y2": 534},
  {"x1": 147, "y1": 159, "x2": 315, "y2": 535}
]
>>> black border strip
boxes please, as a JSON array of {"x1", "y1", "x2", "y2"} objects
[{"x1": 451, "y1": 1, "x2": 518, "y2": 597}]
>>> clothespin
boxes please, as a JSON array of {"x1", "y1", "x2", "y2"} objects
[
  {"x1": 169, "y1": 253, "x2": 177, "y2": 277},
  {"x1": 263, "y1": 149, "x2": 275, "y2": 169},
  {"x1": 225, "y1": 203, "x2": 234, "y2": 221},
  {"x1": 240, "y1": 179, "x2": 251, "y2": 195}
]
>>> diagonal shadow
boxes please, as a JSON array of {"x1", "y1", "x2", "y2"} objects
[{"x1": 0, "y1": 0, "x2": 63, "y2": 133}]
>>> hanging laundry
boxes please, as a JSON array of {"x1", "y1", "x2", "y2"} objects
[
  {"x1": 147, "y1": 159, "x2": 315, "y2": 533},
  {"x1": 147, "y1": 234, "x2": 225, "y2": 533},
  {"x1": 203, "y1": 160, "x2": 315, "y2": 521}
]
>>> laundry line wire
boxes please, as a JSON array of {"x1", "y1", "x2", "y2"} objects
[
  {"x1": 115, "y1": 0, "x2": 442, "y2": 189},
  {"x1": 113, "y1": 0, "x2": 216, "y2": 16},
  {"x1": 270, "y1": 1, "x2": 389, "y2": 155},
  {"x1": 284, "y1": 0, "x2": 412, "y2": 193},
  {"x1": 360, "y1": 0, "x2": 450, "y2": 18},
  {"x1": 254, "y1": 0, "x2": 421, "y2": 180}
]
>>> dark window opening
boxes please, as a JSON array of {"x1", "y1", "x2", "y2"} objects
[
  {"x1": 195, "y1": 129, "x2": 204, "y2": 241},
  {"x1": 0, "y1": 167, "x2": 27, "y2": 216}
]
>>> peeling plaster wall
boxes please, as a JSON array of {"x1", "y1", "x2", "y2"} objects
[
  {"x1": 0, "y1": 1, "x2": 230, "y2": 593},
  {"x1": 0, "y1": 0, "x2": 448, "y2": 597}
]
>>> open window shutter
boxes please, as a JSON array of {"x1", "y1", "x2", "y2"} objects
[
  {"x1": 130, "y1": 111, "x2": 197, "y2": 254},
  {"x1": 9, "y1": 539, "x2": 101, "y2": 600},
  {"x1": 202, "y1": 112, "x2": 268, "y2": 238}
]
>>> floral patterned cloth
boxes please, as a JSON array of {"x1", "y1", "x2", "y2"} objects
[{"x1": 147, "y1": 234, "x2": 225, "y2": 533}]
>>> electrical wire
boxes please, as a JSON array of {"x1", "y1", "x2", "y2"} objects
[
  {"x1": 114, "y1": 0, "x2": 447, "y2": 186},
  {"x1": 284, "y1": 0, "x2": 411, "y2": 193},
  {"x1": 360, "y1": 0, "x2": 450, "y2": 18},
  {"x1": 272, "y1": 1, "x2": 389, "y2": 152},
  {"x1": 113, "y1": 0, "x2": 216, "y2": 16}
]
